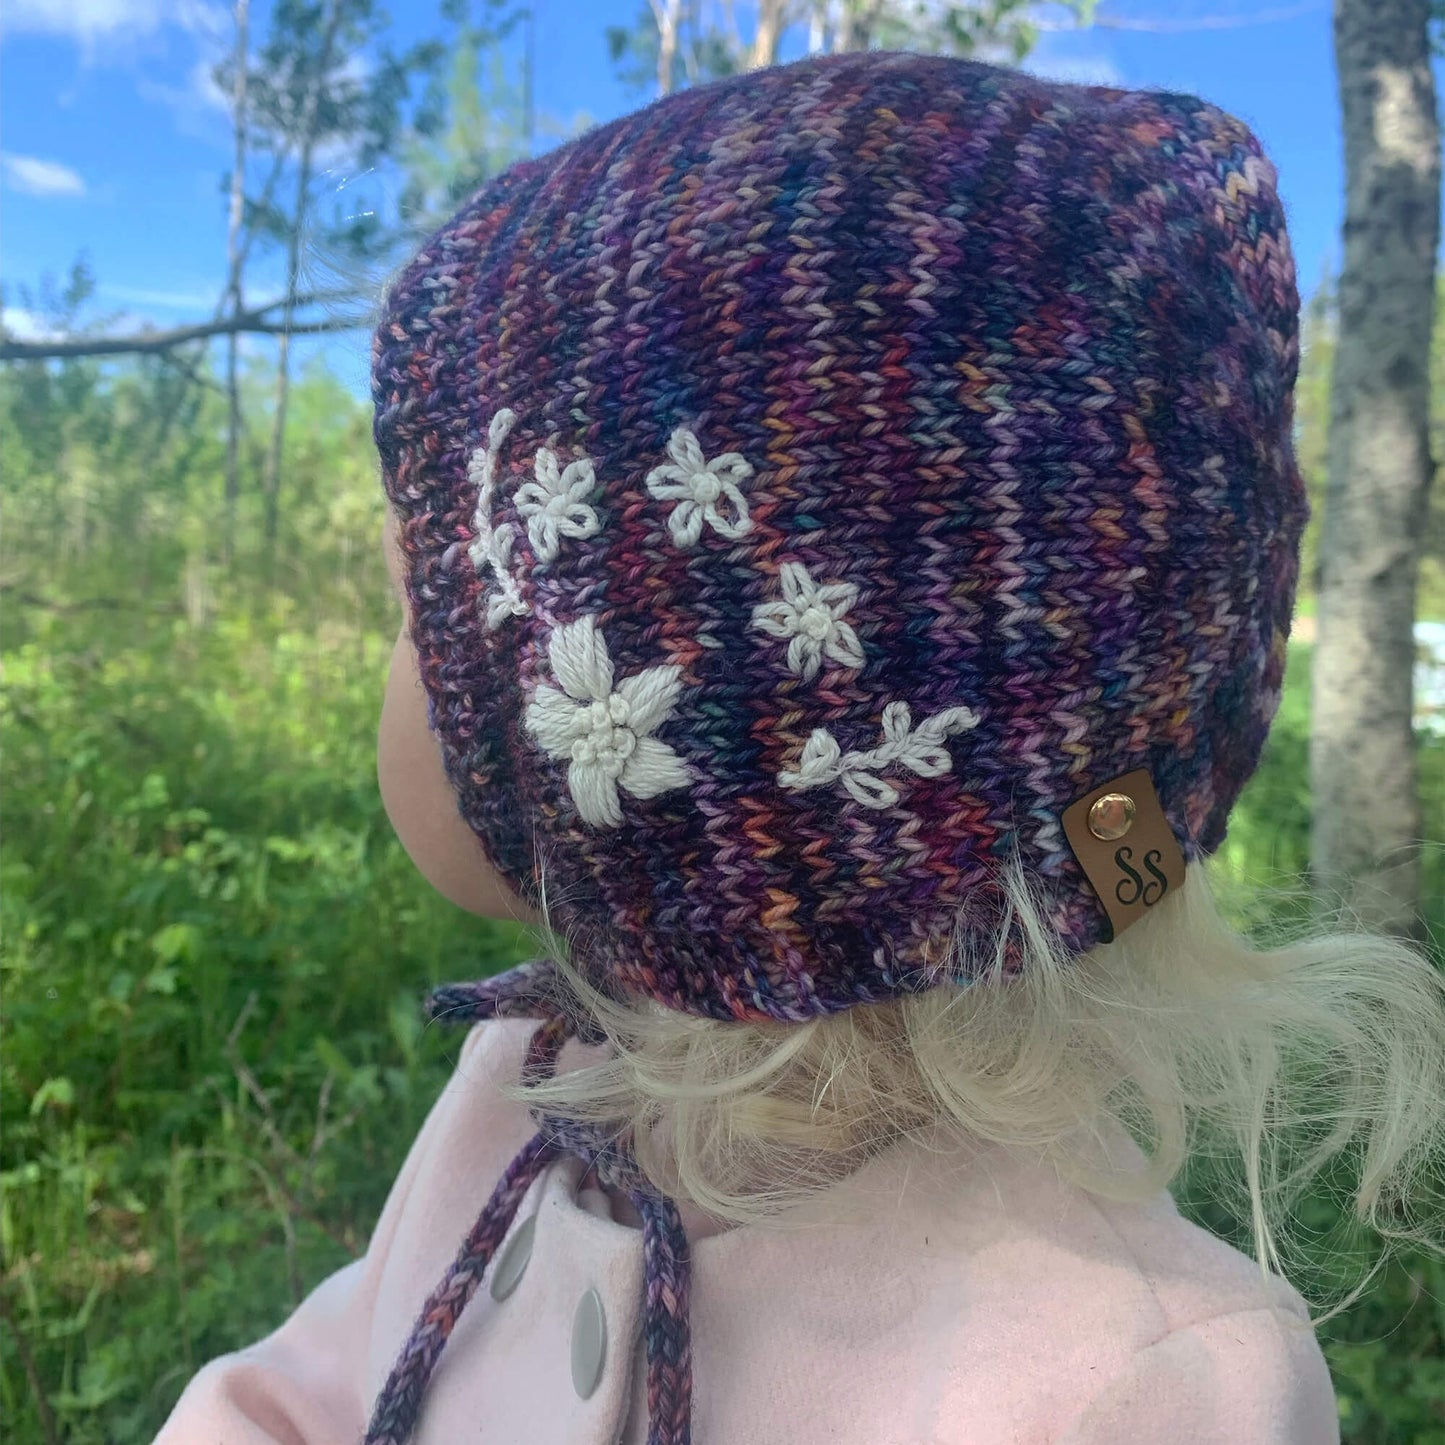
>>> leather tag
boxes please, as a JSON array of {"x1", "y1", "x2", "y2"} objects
[{"x1": 1060, "y1": 768, "x2": 1186, "y2": 943}]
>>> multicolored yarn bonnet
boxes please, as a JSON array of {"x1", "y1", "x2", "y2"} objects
[{"x1": 366, "y1": 50, "x2": 1306, "y2": 1444}]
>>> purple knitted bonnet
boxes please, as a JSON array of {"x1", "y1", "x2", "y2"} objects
[
  {"x1": 373, "y1": 49, "x2": 1305, "y2": 1016},
  {"x1": 366, "y1": 51, "x2": 1305, "y2": 1444}
]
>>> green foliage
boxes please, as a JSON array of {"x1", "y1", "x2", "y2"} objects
[
  {"x1": 0, "y1": 259, "x2": 126, "y2": 349},
  {"x1": 861, "y1": 0, "x2": 1099, "y2": 62},
  {"x1": 1216, "y1": 640, "x2": 1445, "y2": 955},
  {"x1": 605, "y1": 3, "x2": 733, "y2": 97},
  {"x1": 0, "y1": 357, "x2": 532, "y2": 1442},
  {"x1": 398, "y1": 0, "x2": 532, "y2": 229},
  {"x1": 0, "y1": 608, "x2": 531, "y2": 1441},
  {"x1": 215, "y1": 0, "x2": 455, "y2": 288},
  {"x1": 605, "y1": 0, "x2": 1099, "y2": 98},
  {"x1": 393, "y1": 2, "x2": 595, "y2": 247},
  {"x1": 0, "y1": 343, "x2": 392, "y2": 629}
]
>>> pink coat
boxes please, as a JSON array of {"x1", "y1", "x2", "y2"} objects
[{"x1": 154, "y1": 1018, "x2": 1339, "y2": 1443}]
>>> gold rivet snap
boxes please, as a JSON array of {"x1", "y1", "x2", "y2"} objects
[{"x1": 1087, "y1": 792, "x2": 1136, "y2": 841}]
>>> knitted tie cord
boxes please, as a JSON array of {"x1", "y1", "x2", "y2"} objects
[{"x1": 364, "y1": 966, "x2": 693, "y2": 1445}]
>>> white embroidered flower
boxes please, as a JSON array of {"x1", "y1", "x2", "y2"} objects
[
  {"x1": 644, "y1": 427, "x2": 754, "y2": 547},
  {"x1": 751, "y1": 561, "x2": 865, "y2": 681},
  {"x1": 481, "y1": 522, "x2": 527, "y2": 630},
  {"x1": 513, "y1": 447, "x2": 602, "y2": 563},
  {"x1": 524, "y1": 614, "x2": 692, "y2": 829},
  {"x1": 778, "y1": 701, "x2": 981, "y2": 809},
  {"x1": 466, "y1": 409, "x2": 529, "y2": 629}
]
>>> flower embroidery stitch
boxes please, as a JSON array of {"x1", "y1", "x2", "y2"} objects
[
  {"x1": 644, "y1": 427, "x2": 754, "y2": 547},
  {"x1": 778, "y1": 701, "x2": 981, "y2": 809},
  {"x1": 751, "y1": 560, "x2": 865, "y2": 681},
  {"x1": 465, "y1": 409, "x2": 529, "y2": 630},
  {"x1": 524, "y1": 614, "x2": 692, "y2": 829},
  {"x1": 513, "y1": 446, "x2": 602, "y2": 563}
]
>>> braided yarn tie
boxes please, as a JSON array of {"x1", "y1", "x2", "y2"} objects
[{"x1": 363, "y1": 962, "x2": 694, "y2": 1445}]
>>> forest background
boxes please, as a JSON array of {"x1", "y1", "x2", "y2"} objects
[{"x1": 2, "y1": 1, "x2": 1444, "y2": 1441}]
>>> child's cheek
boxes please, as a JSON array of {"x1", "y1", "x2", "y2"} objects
[{"x1": 377, "y1": 628, "x2": 539, "y2": 924}]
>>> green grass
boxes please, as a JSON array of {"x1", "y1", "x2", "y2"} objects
[
  {"x1": 0, "y1": 603, "x2": 532, "y2": 1440},
  {"x1": 1, "y1": 602, "x2": 1442, "y2": 1443}
]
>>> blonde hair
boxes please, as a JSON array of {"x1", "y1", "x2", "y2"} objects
[{"x1": 501, "y1": 857, "x2": 1445, "y2": 1325}]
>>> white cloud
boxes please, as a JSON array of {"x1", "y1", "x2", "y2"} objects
[
  {"x1": 1021, "y1": 50, "x2": 1125, "y2": 87},
  {"x1": 0, "y1": 151, "x2": 86, "y2": 196},
  {"x1": 1019, "y1": 19, "x2": 1124, "y2": 89},
  {"x1": 0, "y1": 0, "x2": 223, "y2": 44},
  {"x1": 190, "y1": 50, "x2": 229, "y2": 109},
  {"x1": 1, "y1": 306, "x2": 62, "y2": 341},
  {"x1": 135, "y1": 52, "x2": 231, "y2": 138},
  {"x1": 100, "y1": 282, "x2": 220, "y2": 310}
]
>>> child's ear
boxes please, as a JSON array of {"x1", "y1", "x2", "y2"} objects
[{"x1": 378, "y1": 626, "x2": 541, "y2": 926}]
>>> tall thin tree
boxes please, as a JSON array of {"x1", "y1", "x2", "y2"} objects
[
  {"x1": 1310, "y1": 0, "x2": 1441, "y2": 940},
  {"x1": 222, "y1": 0, "x2": 250, "y2": 565},
  {"x1": 653, "y1": 0, "x2": 688, "y2": 96},
  {"x1": 750, "y1": 0, "x2": 789, "y2": 67},
  {"x1": 262, "y1": 0, "x2": 347, "y2": 559}
]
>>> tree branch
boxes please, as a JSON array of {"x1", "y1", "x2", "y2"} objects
[
  {"x1": 0, "y1": 1288, "x2": 60, "y2": 1445},
  {"x1": 0, "y1": 291, "x2": 370, "y2": 361}
]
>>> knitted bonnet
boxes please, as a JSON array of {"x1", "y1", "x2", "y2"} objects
[{"x1": 366, "y1": 51, "x2": 1305, "y2": 1445}]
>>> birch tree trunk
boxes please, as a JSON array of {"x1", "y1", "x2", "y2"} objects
[
  {"x1": 834, "y1": 0, "x2": 885, "y2": 51},
  {"x1": 750, "y1": 0, "x2": 789, "y2": 68},
  {"x1": 651, "y1": 0, "x2": 685, "y2": 97},
  {"x1": 1310, "y1": 0, "x2": 1440, "y2": 941}
]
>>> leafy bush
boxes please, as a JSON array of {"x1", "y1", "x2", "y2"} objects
[{"x1": 1, "y1": 602, "x2": 531, "y2": 1440}]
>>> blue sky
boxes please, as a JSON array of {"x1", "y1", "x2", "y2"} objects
[{"x1": 1, "y1": 0, "x2": 1438, "y2": 396}]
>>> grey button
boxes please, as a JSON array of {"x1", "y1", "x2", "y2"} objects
[
  {"x1": 489, "y1": 1213, "x2": 536, "y2": 1302},
  {"x1": 571, "y1": 1287, "x2": 607, "y2": 1399}
]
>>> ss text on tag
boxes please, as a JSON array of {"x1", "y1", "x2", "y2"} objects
[{"x1": 1060, "y1": 768, "x2": 1187, "y2": 943}]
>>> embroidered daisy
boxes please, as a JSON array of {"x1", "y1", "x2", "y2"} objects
[
  {"x1": 524, "y1": 614, "x2": 692, "y2": 829},
  {"x1": 751, "y1": 560, "x2": 865, "y2": 682},
  {"x1": 644, "y1": 427, "x2": 754, "y2": 547},
  {"x1": 513, "y1": 446, "x2": 602, "y2": 563}
]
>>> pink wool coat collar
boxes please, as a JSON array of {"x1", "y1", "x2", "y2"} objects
[{"x1": 154, "y1": 1018, "x2": 1338, "y2": 1444}]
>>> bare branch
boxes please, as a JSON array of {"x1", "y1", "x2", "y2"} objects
[
  {"x1": 232, "y1": 150, "x2": 288, "y2": 285},
  {"x1": 159, "y1": 346, "x2": 226, "y2": 396},
  {"x1": 226, "y1": 990, "x2": 261, "y2": 1051},
  {"x1": 218, "y1": 1059, "x2": 307, "y2": 1178},
  {"x1": 0, "y1": 1289, "x2": 60, "y2": 1445},
  {"x1": 0, "y1": 291, "x2": 369, "y2": 362},
  {"x1": 310, "y1": 1070, "x2": 336, "y2": 1165}
]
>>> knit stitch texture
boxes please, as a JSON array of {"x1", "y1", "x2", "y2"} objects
[{"x1": 373, "y1": 51, "x2": 1305, "y2": 1025}]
